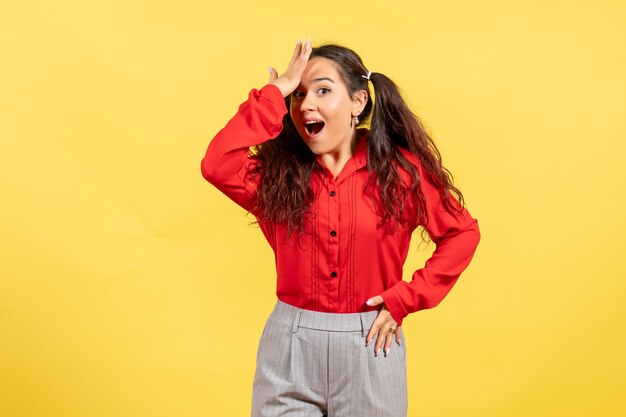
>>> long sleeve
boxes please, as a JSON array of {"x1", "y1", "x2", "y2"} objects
[
  {"x1": 200, "y1": 83, "x2": 287, "y2": 212},
  {"x1": 380, "y1": 162, "x2": 481, "y2": 326}
]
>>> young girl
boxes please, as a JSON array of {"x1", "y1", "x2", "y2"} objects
[{"x1": 201, "y1": 37, "x2": 480, "y2": 417}]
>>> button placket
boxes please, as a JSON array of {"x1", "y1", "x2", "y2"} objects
[{"x1": 327, "y1": 176, "x2": 340, "y2": 309}]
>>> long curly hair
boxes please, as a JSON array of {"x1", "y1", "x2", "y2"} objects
[{"x1": 246, "y1": 43, "x2": 466, "y2": 244}]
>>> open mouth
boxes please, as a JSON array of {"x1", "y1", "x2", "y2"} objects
[{"x1": 304, "y1": 121, "x2": 325, "y2": 136}]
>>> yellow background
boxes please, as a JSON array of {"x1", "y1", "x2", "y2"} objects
[{"x1": 1, "y1": 1, "x2": 625, "y2": 416}]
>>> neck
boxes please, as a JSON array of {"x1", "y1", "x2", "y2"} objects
[
  {"x1": 318, "y1": 129, "x2": 361, "y2": 179},
  {"x1": 319, "y1": 129, "x2": 360, "y2": 168}
]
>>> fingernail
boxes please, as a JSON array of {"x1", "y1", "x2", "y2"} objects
[
  {"x1": 376, "y1": 347, "x2": 381, "y2": 356},
  {"x1": 366, "y1": 298, "x2": 374, "y2": 306},
  {"x1": 297, "y1": 37, "x2": 301, "y2": 44},
  {"x1": 306, "y1": 36, "x2": 311, "y2": 46},
  {"x1": 365, "y1": 339, "x2": 370, "y2": 346},
  {"x1": 267, "y1": 66, "x2": 271, "y2": 73}
]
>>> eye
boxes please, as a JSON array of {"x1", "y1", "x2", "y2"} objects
[
  {"x1": 318, "y1": 88, "x2": 331, "y2": 95},
  {"x1": 291, "y1": 90, "x2": 304, "y2": 99}
]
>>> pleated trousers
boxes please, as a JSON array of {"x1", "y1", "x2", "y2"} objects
[{"x1": 251, "y1": 299, "x2": 408, "y2": 417}]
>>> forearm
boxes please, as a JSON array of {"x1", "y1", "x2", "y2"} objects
[{"x1": 381, "y1": 217, "x2": 481, "y2": 325}]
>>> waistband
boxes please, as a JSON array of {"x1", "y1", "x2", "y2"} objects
[{"x1": 270, "y1": 299, "x2": 380, "y2": 337}]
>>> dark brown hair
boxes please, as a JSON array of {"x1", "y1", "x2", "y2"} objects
[{"x1": 246, "y1": 43, "x2": 466, "y2": 244}]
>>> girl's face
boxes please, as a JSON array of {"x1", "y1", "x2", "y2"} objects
[{"x1": 289, "y1": 57, "x2": 366, "y2": 157}]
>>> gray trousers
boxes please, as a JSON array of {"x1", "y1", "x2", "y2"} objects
[{"x1": 251, "y1": 299, "x2": 408, "y2": 417}]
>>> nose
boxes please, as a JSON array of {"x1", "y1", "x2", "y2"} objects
[{"x1": 299, "y1": 91, "x2": 316, "y2": 112}]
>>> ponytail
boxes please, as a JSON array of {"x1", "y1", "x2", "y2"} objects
[{"x1": 361, "y1": 71, "x2": 466, "y2": 234}]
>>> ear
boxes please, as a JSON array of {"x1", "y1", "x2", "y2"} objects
[{"x1": 352, "y1": 89, "x2": 368, "y2": 115}]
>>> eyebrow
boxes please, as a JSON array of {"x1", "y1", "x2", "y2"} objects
[
  {"x1": 311, "y1": 77, "x2": 335, "y2": 84},
  {"x1": 294, "y1": 77, "x2": 336, "y2": 91}
]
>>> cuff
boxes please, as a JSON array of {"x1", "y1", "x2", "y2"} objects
[
  {"x1": 259, "y1": 83, "x2": 288, "y2": 114},
  {"x1": 380, "y1": 283, "x2": 410, "y2": 327}
]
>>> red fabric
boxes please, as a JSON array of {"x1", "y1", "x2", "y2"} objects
[{"x1": 201, "y1": 83, "x2": 481, "y2": 326}]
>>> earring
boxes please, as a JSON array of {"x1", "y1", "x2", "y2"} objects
[{"x1": 353, "y1": 115, "x2": 359, "y2": 125}]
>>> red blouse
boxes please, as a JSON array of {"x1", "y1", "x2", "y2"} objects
[{"x1": 200, "y1": 83, "x2": 480, "y2": 326}]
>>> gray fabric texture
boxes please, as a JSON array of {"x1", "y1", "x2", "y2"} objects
[{"x1": 251, "y1": 299, "x2": 408, "y2": 417}]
